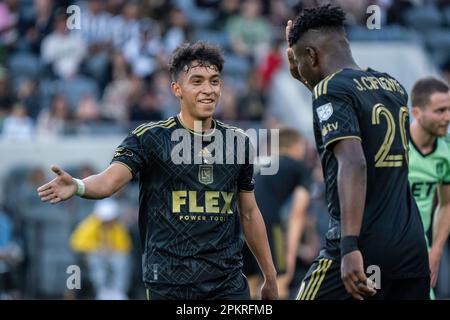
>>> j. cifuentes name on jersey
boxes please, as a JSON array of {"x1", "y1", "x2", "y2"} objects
[
  {"x1": 172, "y1": 190, "x2": 234, "y2": 222},
  {"x1": 353, "y1": 76, "x2": 405, "y2": 94}
]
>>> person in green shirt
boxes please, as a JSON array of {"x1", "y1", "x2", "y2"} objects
[{"x1": 409, "y1": 77, "x2": 450, "y2": 292}]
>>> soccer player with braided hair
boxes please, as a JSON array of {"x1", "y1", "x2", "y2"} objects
[{"x1": 286, "y1": 5, "x2": 430, "y2": 300}]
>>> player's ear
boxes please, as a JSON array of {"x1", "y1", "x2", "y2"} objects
[
  {"x1": 411, "y1": 106, "x2": 421, "y2": 119},
  {"x1": 171, "y1": 81, "x2": 182, "y2": 99},
  {"x1": 305, "y1": 47, "x2": 318, "y2": 68}
]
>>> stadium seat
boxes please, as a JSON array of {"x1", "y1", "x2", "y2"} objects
[
  {"x1": 444, "y1": 6, "x2": 450, "y2": 26},
  {"x1": 424, "y1": 28, "x2": 450, "y2": 66},
  {"x1": 8, "y1": 53, "x2": 41, "y2": 79},
  {"x1": 347, "y1": 25, "x2": 421, "y2": 42},
  {"x1": 193, "y1": 30, "x2": 230, "y2": 50},
  {"x1": 55, "y1": 76, "x2": 100, "y2": 111},
  {"x1": 222, "y1": 54, "x2": 251, "y2": 78},
  {"x1": 403, "y1": 5, "x2": 443, "y2": 32}
]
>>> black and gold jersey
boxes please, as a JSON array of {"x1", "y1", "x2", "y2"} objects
[
  {"x1": 111, "y1": 116, "x2": 254, "y2": 287},
  {"x1": 312, "y1": 68, "x2": 429, "y2": 279}
]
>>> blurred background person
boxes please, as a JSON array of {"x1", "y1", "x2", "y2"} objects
[{"x1": 70, "y1": 199, "x2": 132, "y2": 300}]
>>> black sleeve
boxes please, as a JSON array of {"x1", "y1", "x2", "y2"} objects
[
  {"x1": 313, "y1": 91, "x2": 361, "y2": 150},
  {"x1": 110, "y1": 132, "x2": 148, "y2": 178},
  {"x1": 238, "y1": 136, "x2": 255, "y2": 192},
  {"x1": 296, "y1": 162, "x2": 312, "y2": 190}
]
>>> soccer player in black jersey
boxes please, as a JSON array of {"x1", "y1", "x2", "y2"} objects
[
  {"x1": 37, "y1": 42, "x2": 278, "y2": 300},
  {"x1": 286, "y1": 5, "x2": 429, "y2": 300}
]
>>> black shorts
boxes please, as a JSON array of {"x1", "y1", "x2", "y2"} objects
[
  {"x1": 296, "y1": 250, "x2": 430, "y2": 300},
  {"x1": 243, "y1": 222, "x2": 286, "y2": 277},
  {"x1": 145, "y1": 271, "x2": 250, "y2": 300}
]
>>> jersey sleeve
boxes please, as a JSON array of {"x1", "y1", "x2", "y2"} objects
[
  {"x1": 313, "y1": 90, "x2": 361, "y2": 150},
  {"x1": 110, "y1": 132, "x2": 148, "y2": 178},
  {"x1": 296, "y1": 162, "x2": 312, "y2": 190},
  {"x1": 444, "y1": 135, "x2": 450, "y2": 184},
  {"x1": 238, "y1": 136, "x2": 255, "y2": 192}
]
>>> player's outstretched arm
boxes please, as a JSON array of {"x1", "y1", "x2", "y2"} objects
[
  {"x1": 37, "y1": 163, "x2": 133, "y2": 204},
  {"x1": 429, "y1": 184, "x2": 450, "y2": 287},
  {"x1": 333, "y1": 139, "x2": 376, "y2": 300},
  {"x1": 238, "y1": 192, "x2": 278, "y2": 300}
]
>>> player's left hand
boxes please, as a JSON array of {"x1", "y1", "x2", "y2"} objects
[
  {"x1": 260, "y1": 276, "x2": 278, "y2": 300},
  {"x1": 429, "y1": 247, "x2": 442, "y2": 288},
  {"x1": 341, "y1": 250, "x2": 376, "y2": 300}
]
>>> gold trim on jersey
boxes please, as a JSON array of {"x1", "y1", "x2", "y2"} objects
[
  {"x1": 132, "y1": 118, "x2": 176, "y2": 136},
  {"x1": 297, "y1": 258, "x2": 332, "y2": 300},
  {"x1": 176, "y1": 115, "x2": 217, "y2": 137},
  {"x1": 323, "y1": 135, "x2": 362, "y2": 149},
  {"x1": 313, "y1": 70, "x2": 343, "y2": 99}
]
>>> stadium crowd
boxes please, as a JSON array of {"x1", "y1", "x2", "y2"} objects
[{"x1": 0, "y1": 0, "x2": 450, "y2": 299}]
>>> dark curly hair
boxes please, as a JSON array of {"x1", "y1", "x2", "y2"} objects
[
  {"x1": 288, "y1": 4, "x2": 346, "y2": 47},
  {"x1": 168, "y1": 42, "x2": 225, "y2": 81}
]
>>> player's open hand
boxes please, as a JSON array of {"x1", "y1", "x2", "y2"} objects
[
  {"x1": 260, "y1": 276, "x2": 278, "y2": 300},
  {"x1": 37, "y1": 165, "x2": 77, "y2": 204},
  {"x1": 341, "y1": 250, "x2": 376, "y2": 300}
]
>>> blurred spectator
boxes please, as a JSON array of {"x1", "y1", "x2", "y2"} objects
[
  {"x1": 130, "y1": 88, "x2": 164, "y2": 122},
  {"x1": 37, "y1": 94, "x2": 71, "y2": 136},
  {"x1": 0, "y1": 209, "x2": 24, "y2": 299},
  {"x1": 163, "y1": 7, "x2": 190, "y2": 53},
  {"x1": 237, "y1": 70, "x2": 266, "y2": 121},
  {"x1": 101, "y1": 53, "x2": 133, "y2": 122},
  {"x1": 140, "y1": 0, "x2": 173, "y2": 22},
  {"x1": 123, "y1": 18, "x2": 164, "y2": 78},
  {"x1": 41, "y1": 10, "x2": 87, "y2": 79},
  {"x1": 70, "y1": 199, "x2": 132, "y2": 300},
  {"x1": 75, "y1": 94, "x2": 100, "y2": 122},
  {"x1": 149, "y1": 68, "x2": 178, "y2": 118},
  {"x1": 18, "y1": 0, "x2": 55, "y2": 54},
  {"x1": 17, "y1": 79, "x2": 41, "y2": 120},
  {"x1": 2, "y1": 103, "x2": 34, "y2": 140},
  {"x1": 257, "y1": 39, "x2": 283, "y2": 91},
  {"x1": 0, "y1": 66, "x2": 12, "y2": 131},
  {"x1": 226, "y1": 0, "x2": 271, "y2": 62},
  {"x1": 335, "y1": 0, "x2": 368, "y2": 25},
  {"x1": 0, "y1": 0, "x2": 19, "y2": 48},
  {"x1": 110, "y1": 1, "x2": 140, "y2": 51},
  {"x1": 211, "y1": 0, "x2": 240, "y2": 31},
  {"x1": 216, "y1": 84, "x2": 239, "y2": 121},
  {"x1": 79, "y1": 0, "x2": 113, "y2": 89}
]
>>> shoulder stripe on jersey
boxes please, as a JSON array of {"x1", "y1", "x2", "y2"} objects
[
  {"x1": 136, "y1": 120, "x2": 176, "y2": 137},
  {"x1": 324, "y1": 135, "x2": 362, "y2": 149},
  {"x1": 133, "y1": 118, "x2": 175, "y2": 136},
  {"x1": 314, "y1": 70, "x2": 342, "y2": 99}
]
